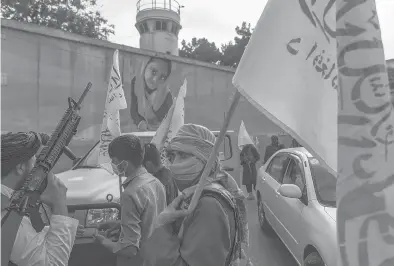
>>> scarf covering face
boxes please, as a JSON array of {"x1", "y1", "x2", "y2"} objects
[
  {"x1": 1, "y1": 131, "x2": 42, "y2": 176},
  {"x1": 168, "y1": 156, "x2": 205, "y2": 191},
  {"x1": 167, "y1": 124, "x2": 251, "y2": 265}
]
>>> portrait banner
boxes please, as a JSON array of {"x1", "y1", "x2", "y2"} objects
[
  {"x1": 129, "y1": 55, "x2": 183, "y2": 132},
  {"x1": 233, "y1": 0, "x2": 338, "y2": 172},
  {"x1": 336, "y1": 0, "x2": 394, "y2": 265},
  {"x1": 151, "y1": 79, "x2": 187, "y2": 166}
]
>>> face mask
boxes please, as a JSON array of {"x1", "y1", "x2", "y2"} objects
[
  {"x1": 169, "y1": 157, "x2": 205, "y2": 191},
  {"x1": 111, "y1": 160, "x2": 128, "y2": 177}
]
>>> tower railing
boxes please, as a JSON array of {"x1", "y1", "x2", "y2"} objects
[{"x1": 136, "y1": 0, "x2": 182, "y2": 15}]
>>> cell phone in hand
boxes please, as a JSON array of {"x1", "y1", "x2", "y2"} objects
[{"x1": 77, "y1": 227, "x2": 98, "y2": 238}]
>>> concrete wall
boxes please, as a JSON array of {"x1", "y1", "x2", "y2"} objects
[{"x1": 1, "y1": 19, "x2": 288, "y2": 171}]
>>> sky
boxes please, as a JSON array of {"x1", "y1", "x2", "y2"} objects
[{"x1": 97, "y1": 0, "x2": 394, "y2": 59}]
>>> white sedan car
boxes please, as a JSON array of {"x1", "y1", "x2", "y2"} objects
[{"x1": 256, "y1": 148, "x2": 337, "y2": 266}]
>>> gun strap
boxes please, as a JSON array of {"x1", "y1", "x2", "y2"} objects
[{"x1": 1, "y1": 209, "x2": 24, "y2": 266}]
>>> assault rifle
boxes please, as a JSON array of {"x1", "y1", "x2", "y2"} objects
[{"x1": 1, "y1": 82, "x2": 92, "y2": 266}]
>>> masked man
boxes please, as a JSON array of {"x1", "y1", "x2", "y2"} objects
[
  {"x1": 94, "y1": 134, "x2": 166, "y2": 266},
  {"x1": 1, "y1": 131, "x2": 79, "y2": 266},
  {"x1": 141, "y1": 124, "x2": 252, "y2": 266}
]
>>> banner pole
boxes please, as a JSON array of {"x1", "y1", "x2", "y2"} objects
[{"x1": 181, "y1": 90, "x2": 241, "y2": 225}]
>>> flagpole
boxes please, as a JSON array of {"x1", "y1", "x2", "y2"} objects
[
  {"x1": 118, "y1": 175, "x2": 122, "y2": 196},
  {"x1": 183, "y1": 91, "x2": 241, "y2": 218}
]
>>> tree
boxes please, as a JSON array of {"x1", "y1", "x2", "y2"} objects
[
  {"x1": 220, "y1": 22, "x2": 253, "y2": 68},
  {"x1": 1, "y1": 0, "x2": 115, "y2": 40},
  {"x1": 179, "y1": 37, "x2": 222, "y2": 64},
  {"x1": 178, "y1": 22, "x2": 253, "y2": 68}
]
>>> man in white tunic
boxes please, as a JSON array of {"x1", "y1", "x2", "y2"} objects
[{"x1": 1, "y1": 131, "x2": 79, "y2": 266}]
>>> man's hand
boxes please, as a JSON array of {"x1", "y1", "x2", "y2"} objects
[
  {"x1": 97, "y1": 221, "x2": 120, "y2": 238},
  {"x1": 155, "y1": 194, "x2": 189, "y2": 227},
  {"x1": 93, "y1": 232, "x2": 107, "y2": 244},
  {"x1": 76, "y1": 224, "x2": 85, "y2": 237},
  {"x1": 40, "y1": 173, "x2": 68, "y2": 216},
  {"x1": 93, "y1": 231, "x2": 118, "y2": 253}
]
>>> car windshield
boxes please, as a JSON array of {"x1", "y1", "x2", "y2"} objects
[
  {"x1": 308, "y1": 158, "x2": 336, "y2": 207},
  {"x1": 77, "y1": 136, "x2": 154, "y2": 168}
]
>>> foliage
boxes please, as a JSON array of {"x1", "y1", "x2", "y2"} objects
[
  {"x1": 179, "y1": 37, "x2": 222, "y2": 64},
  {"x1": 220, "y1": 22, "x2": 253, "y2": 68},
  {"x1": 179, "y1": 22, "x2": 253, "y2": 68},
  {"x1": 1, "y1": 0, "x2": 115, "y2": 40}
]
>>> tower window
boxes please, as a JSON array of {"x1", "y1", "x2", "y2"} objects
[
  {"x1": 155, "y1": 20, "x2": 168, "y2": 31},
  {"x1": 138, "y1": 21, "x2": 149, "y2": 34},
  {"x1": 171, "y1": 24, "x2": 178, "y2": 34},
  {"x1": 138, "y1": 25, "x2": 145, "y2": 34},
  {"x1": 142, "y1": 22, "x2": 148, "y2": 32}
]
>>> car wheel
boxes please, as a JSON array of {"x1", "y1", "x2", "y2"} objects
[
  {"x1": 304, "y1": 251, "x2": 325, "y2": 266},
  {"x1": 257, "y1": 196, "x2": 272, "y2": 233}
]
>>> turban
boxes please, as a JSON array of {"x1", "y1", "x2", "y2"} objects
[
  {"x1": 1, "y1": 131, "x2": 43, "y2": 176},
  {"x1": 168, "y1": 124, "x2": 217, "y2": 163}
]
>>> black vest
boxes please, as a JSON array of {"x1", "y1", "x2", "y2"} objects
[{"x1": 174, "y1": 184, "x2": 239, "y2": 266}]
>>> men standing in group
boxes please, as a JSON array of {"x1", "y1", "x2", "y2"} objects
[
  {"x1": 143, "y1": 143, "x2": 178, "y2": 205},
  {"x1": 94, "y1": 134, "x2": 166, "y2": 266},
  {"x1": 1, "y1": 131, "x2": 79, "y2": 266},
  {"x1": 264, "y1": 135, "x2": 284, "y2": 163}
]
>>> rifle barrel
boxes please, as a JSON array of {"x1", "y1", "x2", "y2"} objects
[{"x1": 76, "y1": 82, "x2": 92, "y2": 107}]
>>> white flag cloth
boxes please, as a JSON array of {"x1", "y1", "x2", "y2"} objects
[
  {"x1": 233, "y1": 0, "x2": 337, "y2": 173},
  {"x1": 254, "y1": 136, "x2": 259, "y2": 147},
  {"x1": 151, "y1": 104, "x2": 175, "y2": 149},
  {"x1": 98, "y1": 50, "x2": 127, "y2": 165},
  {"x1": 151, "y1": 79, "x2": 187, "y2": 165},
  {"x1": 336, "y1": 0, "x2": 394, "y2": 265},
  {"x1": 238, "y1": 120, "x2": 255, "y2": 150}
]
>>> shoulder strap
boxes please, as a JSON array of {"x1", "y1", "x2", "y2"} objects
[
  {"x1": 200, "y1": 184, "x2": 238, "y2": 266},
  {"x1": 1, "y1": 194, "x2": 24, "y2": 266}
]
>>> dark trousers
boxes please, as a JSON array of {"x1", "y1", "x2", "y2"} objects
[{"x1": 246, "y1": 183, "x2": 256, "y2": 193}]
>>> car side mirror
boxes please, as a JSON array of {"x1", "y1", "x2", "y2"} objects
[
  {"x1": 278, "y1": 184, "x2": 302, "y2": 199},
  {"x1": 68, "y1": 202, "x2": 121, "y2": 228}
]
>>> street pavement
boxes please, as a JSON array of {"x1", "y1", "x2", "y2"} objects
[{"x1": 243, "y1": 197, "x2": 298, "y2": 266}]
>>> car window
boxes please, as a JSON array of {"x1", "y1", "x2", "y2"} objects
[
  {"x1": 284, "y1": 158, "x2": 307, "y2": 201},
  {"x1": 308, "y1": 158, "x2": 336, "y2": 207},
  {"x1": 83, "y1": 142, "x2": 100, "y2": 167},
  {"x1": 266, "y1": 154, "x2": 290, "y2": 183}
]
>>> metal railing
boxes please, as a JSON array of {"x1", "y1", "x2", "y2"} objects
[{"x1": 136, "y1": 0, "x2": 182, "y2": 14}]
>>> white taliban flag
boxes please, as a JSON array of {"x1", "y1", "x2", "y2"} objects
[
  {"x1": 238, "y1": 120, "x2": 255, "y2": 150},
  {"x1": 254, "y1": 136, "x2": 259, "y2": 147},
  {"x1": 232, "y1": 0, "x2": 337, "y2": 172},
  {"x1": 151, "y1": 79, "x2": 187, "y2": 165},
  {"x1": 98, "y1": 49, "x2": 127, "y2": 165},
  {"x1": 336, "y1": 0, "x2": 394, "y2": 265}
]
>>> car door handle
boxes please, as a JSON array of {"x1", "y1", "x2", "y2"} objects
[
  {"x1": 223, "y1": 167, "x2": 234, "y2": 171},
  {"x1": 275, "y1": 190, "x2": 280, "y2": 197}
]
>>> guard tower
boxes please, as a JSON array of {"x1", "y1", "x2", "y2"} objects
[{"x1": 135, "y1": 0, "x2": 183, "y2": 56}]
